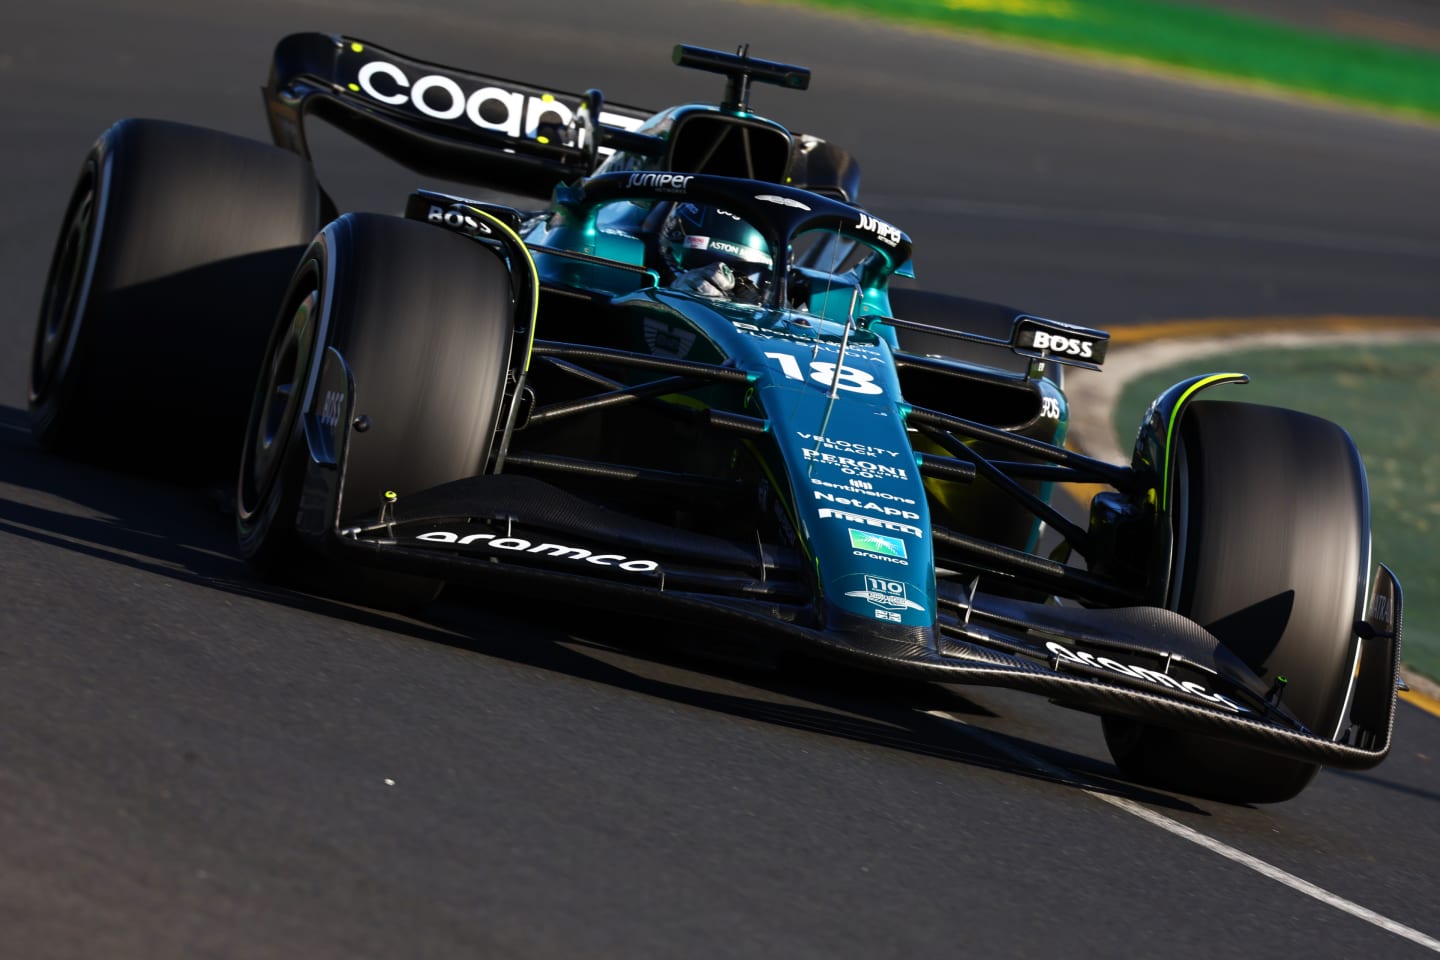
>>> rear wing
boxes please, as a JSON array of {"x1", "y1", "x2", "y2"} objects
[{"x1": 264, "y1": 33, "x2": 657, "y2": 198}]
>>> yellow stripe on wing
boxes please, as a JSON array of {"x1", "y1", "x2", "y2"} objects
[{"x1": 464, "y1": 207, "x2": 540, "y2": 374}]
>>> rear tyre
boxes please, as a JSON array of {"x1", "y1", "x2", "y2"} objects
[
  {"x1": 29, "y1": 119, "x2": 322, "y2": 475},
  {"x1": 1103, "y1": 401, "x2": 1370, "y2": 803},
  {"x1": 237, "y1": 213, "x2": 518, "y2": 611}
]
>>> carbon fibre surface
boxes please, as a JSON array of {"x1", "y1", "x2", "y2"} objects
[
  {"x1": 391, "y1": 473, "x2": 783, "y2": 570},
  {"x1": 332, "y1": 532, "x2": 1398, "y2": 770}
]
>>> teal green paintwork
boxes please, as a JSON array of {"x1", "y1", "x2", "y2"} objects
[
  {"x1": 632, "y1": 288, "x2": 937, "y2": 630},
  {"x1": 592, "y1": 229, "x2": 648, "y2": 267},
  {"x1": 1025, "y1": 375, "x2": 1069, "y2": 552},
  {"x1": 530, "y1": 248, "x2": 657, "y2": 297},
  {"x1": 525, "y1": 173, "x2": 931, "y2": 636}
]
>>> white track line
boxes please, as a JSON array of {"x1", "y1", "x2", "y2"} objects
[{"x1": 928, "y1": 711, "x2": 1440, "y2": 954}]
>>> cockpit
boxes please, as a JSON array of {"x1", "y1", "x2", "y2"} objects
[{"x1": 524, "y1": 178, "x2": 911, "y2": 330}]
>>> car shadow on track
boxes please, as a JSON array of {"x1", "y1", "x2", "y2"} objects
[
  {"x1": 1326, "y1": 701, "x2": 1440, "y2": 804},
  {"x1": 0, "y1": 403, "x2": 1204, "y2": 815},
  {"x1": 500, "y1": 609, "x2": 1212, "y2": 804}
]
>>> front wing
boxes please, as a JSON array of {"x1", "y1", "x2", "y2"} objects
[{"x1": 316, "y1": 474, "x2": 1400, "y2": 773}]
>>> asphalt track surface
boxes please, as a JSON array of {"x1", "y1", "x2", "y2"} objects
[{"x1": 2, "y1": 1, "x2": 1439, "y2": 956}]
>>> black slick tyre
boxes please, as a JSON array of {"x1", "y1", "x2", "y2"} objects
[
  {"x1": 1103, "y1": 401, "x2": 1370, "y2": 803},
  {"x1": 29, "y1": 118, "x2": 322, "y2": 475},
  {"x1": 237, "y1": 212, "x2": 518, "y2": 610}
]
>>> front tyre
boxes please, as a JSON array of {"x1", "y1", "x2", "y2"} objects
[
  {"x1": 238, "y1": 213, "x2": 518, "y2": 610},
  {"x1": 1103, "y1": 401, "x2": 1370, "y2": 803}
]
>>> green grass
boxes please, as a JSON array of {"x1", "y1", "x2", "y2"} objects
[
  {"x1": 1114, "y1": 343, "x2": 1440, "y2": 681},
  {"x1": 782, "y1": 0, "x2": 1440, "y2": 121}
]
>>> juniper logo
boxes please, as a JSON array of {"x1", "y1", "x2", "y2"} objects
[
  {"x1": 626, "y1": 172, "x2": 693, "y2": 191},
  {"x1": 856, "y1": 213, "x2": 901, "y2": 247},
  {"x1": 848, "y1": 529, "x2": 907, "y2": 559}
]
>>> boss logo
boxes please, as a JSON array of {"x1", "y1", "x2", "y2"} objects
[
  {"x1": 426, "y1": 205, "x2": 491, "y2": 234},
  {"x1": 1030, "y1": 330, "x2": 1095, "y2": 358}
]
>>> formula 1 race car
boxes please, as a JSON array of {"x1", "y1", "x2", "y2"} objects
[{"x1": 29, "y1": 35, "x2": 1401, "y2": 803}]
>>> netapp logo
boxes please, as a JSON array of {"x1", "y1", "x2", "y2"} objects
[
  {"x1": 1045, "y1": 641, "x2": 1244, "y2": 712},
  {"x1": 813, "y1": 491, "x2": 919, "y2": 520},
  {"x1": 1030, "y1": 331, "x2": 1094, "y2": 358},
  {"x1": 416, "y1": 531, "x2": 658, "y2": 572}
]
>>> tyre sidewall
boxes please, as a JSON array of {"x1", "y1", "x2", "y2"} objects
[
  {"x1": 237, "y1": 246, "x2": 328, "y2": 569},
  {"x1": 1105, "y1": 400, "x2": 1370, "y2": 803},
  {"x1": 322, "y1": 213, "x2": 516, "y2": 525},
  {"x1": 238, "y1": 213, "x2": 518, "y2": 608}
]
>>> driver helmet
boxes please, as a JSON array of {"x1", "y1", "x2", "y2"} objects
[{"x1": 659, "y1": 203, "x2": 772, "y2": 287}]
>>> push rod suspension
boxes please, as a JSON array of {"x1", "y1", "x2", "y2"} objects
[
  {"x1": 931, "y1": 526, "x2": 1142, "y2": 606},
  {"x1": 906, "y1": 405, "x2": 1134, "y2": 490},
  {"x1": 918, "y1": 425, "x2": 1092, "y2": 553},
  {"x1": 532, "y1": 340, "x2": 753, "y2": 384}
]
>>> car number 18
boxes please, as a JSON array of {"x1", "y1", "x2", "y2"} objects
[{"x1": 764, "y1": 353, "x2": 883, "y2": 395}]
